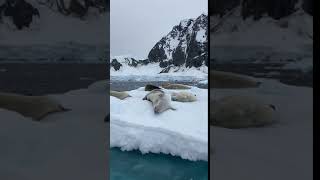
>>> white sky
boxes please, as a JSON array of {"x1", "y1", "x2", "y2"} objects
[{"x1": 110, "y1": 0, "x2": 207, "y2": 59}]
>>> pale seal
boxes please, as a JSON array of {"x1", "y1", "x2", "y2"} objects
[
  {"x1": 161, "y1": 83, "x2": 191, "y2": 90},
  {"x1": 171, "y1": 91, "x2": 197, "y2": 102},
  {"x1": 211, "y1": 95, "x2": 277, "y2": 128},
  {"x1": 143, "y1": 89, "x2": 176, "y2": 114},
  {"x1": 0, "y1": 92, "x2": 70, "y2": 121},
  {"x1": 110, "y1": 90, "x2": 131, "y2": 100}
]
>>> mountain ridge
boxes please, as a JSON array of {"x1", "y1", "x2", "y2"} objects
[{"x1": 111, "y1": 14, "x2": 208, "y2": 74}]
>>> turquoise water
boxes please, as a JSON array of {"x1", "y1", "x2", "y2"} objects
[{"x1": 110, "y1": 148, "x2": 208, "y2": 180}]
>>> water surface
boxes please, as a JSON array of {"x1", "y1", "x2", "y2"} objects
[{"x1": 110, "y1": 148, "x2": 208, "y2": 180}]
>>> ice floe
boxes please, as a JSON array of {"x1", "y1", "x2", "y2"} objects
[{"x1": 110, "y1": 86, "x2": 208, "y2": 161}]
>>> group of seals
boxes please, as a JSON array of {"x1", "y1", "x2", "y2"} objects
[
  {"x1": 143, "y1": 89, "x2": 176, "y2": 114},
  {"x1": 0, "y1": 92, "x2": 70, "y2": 121},
  {"x1": 211, "y1": 95, "x2": 277, "y2": 129},
  {"x1": 210, "y1": 70, "x2": 277, "y2": 129},
  {"x1": 110, "y1": 83, "x2": 196, "y2": 115},
  {"x1": 145, "y1": 84, "x2": 198, "y2": 103}
]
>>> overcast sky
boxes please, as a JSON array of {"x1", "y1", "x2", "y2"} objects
[{"x1": 110, "y1": 0, "x2": 207, "y2": 59}]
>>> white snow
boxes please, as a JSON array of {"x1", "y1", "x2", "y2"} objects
[
  {"x1": 110, "y1": 87, "x2": 208, "y2": 161},
  {"x1": 211, "y1": 79, "x2": 313, "y2": 180},
  {"x1": 196, "y1": 28, "x2": 207, "y2": 43},
  {"x1": 0, "y1": 81, "x2": 108, "y2": 180},
  {"x1": 180, "y1": 19, "x2": 191, "y2": 28}
]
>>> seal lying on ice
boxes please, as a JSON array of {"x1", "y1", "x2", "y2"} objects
[
  {"x1": 110, "y1": 90, "x2": 131, "y2": 100},
  {"x1": 144, "y1": 84, "x2": 161, "y2": 91},
  {"x1": 0, "y1": 92, "x2": 70, "y2": 121},
  {"x1": 171, "y1": 91, "x2": 197, "y2": 102},
  {"x1": 161, "y1": 83, "x2": 191, "y2": 90},
  {"x1": 143, "y1": 89, "x2": 176, "y2": 114},
  {"x1": 211, "y1": 95, "x2": 277, "y2": 128},
  {"x1": 211, "y1": 70, "x2": 261, "y2": 88}
]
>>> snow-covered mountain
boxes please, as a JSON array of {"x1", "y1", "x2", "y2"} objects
[
  {"x1": 111, "y1": 14, "x2": 208, "y2": 74},
  {"x1": 0, "y1": 0, "x2": 109, "y2": 62},
  {"x1": 210, "y1": 0, "x2": 313, "y2": 64}
]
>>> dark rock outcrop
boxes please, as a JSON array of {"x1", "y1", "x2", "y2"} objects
[
  {"x1": 209, "y1": 0, "x2": 313, "y2": 18},
  {"x1": 210, "y1": 0, "x2": 240, "y2": 17},
  {"x1": 110, "y1": 59, "x2": 122, "y2": 71},
  {"x1": 0, "y1": 0, "x2": 108, "y2": 30},
  {"x1": 50, "y1": 0, "x2": 107, "y2": 17},
  {"x1": 185, "y1": 14, "x2": 208, "y2": 68},
  {"x1": 110, "y1": 57, "x2": 151, "y2": 71},
  {"x1": 0, "y1": 0, "x2": 40, "y2": 30},
  {"x1": 302, "y1": 0, "x2": 313, "y2": 15},
  {"x1": 241, "y1": 0, "x2": 298, "y2": 20}
]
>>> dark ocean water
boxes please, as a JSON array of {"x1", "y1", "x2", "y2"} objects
[
  {"x1": 212, "y1": 62, "x2": 313, "y2": 87},
  {"x1": 0, "y1": 63, "x2": 107, "y2": 95},
  {"x1": 110, "y1": 148, "x2": 208, "y2": 180}
]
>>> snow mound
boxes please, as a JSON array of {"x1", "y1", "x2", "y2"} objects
[
  {"x1": 0, "y1": 81, "x2": 108, "y2": 179},
  {"x1": 110, "y1": 87, "x2": 208, "y2": 161},
  {"x1": 211, "y1": 79, "x2": 313, "y2": 180}
]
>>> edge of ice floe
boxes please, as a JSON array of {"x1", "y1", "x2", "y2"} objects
[{"x1": 110, "y1": 119, "x2": 208, "y2": 161}]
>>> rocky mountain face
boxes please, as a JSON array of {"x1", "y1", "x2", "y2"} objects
[
  {"x1": 148, "y1": 14, "x2": 208, "y2": 71},
  {"x1": 209, "y1": 0, "x2": 313, "y2": 19},
  {"x1": 210, "y1": 0, "x2": 313, "y2": 62},
  {"x1": 111, "y1": 14, "x2": 208, "y2": 73},
  {"x1": 0, "y1": 0, "x2": 107, "y2": 30}
]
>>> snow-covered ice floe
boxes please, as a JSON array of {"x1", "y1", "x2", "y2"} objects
[
  {"x1": 0, "y1": 81, "x2": 108, "y2": 180},
  {"x1": 110, "y1": 87, "x2": 208, "y2": 161},
  {"x1": 211, "y1": 79, "x2": 313, "y2": 180}
]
